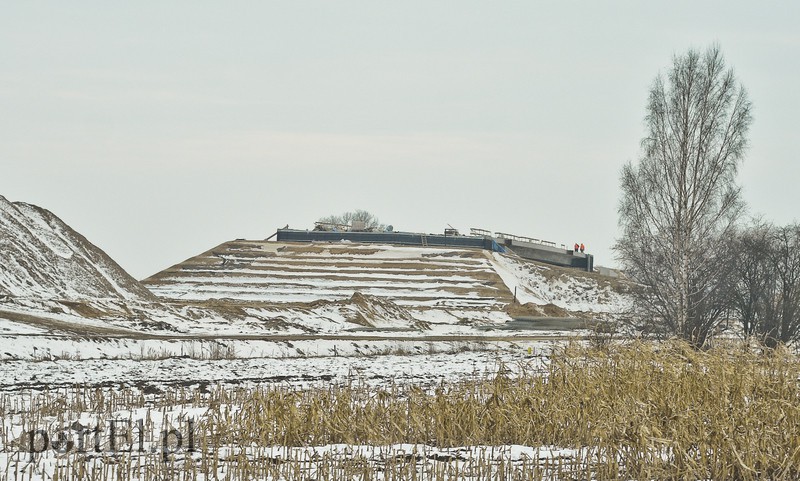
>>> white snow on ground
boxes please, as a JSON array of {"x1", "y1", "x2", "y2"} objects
[
  {"x1": 155, "y1": 276, "x2": 488, "y2": 292},
  {"x1": 490, "y1": 252, "x2": 632, "y2": 315},
  {"x1": 0, "y1": 317, "x2": 48, "y2": 335},
  {"x1": 489, "y1": 253, "x2": 548, "y2": 305},
  {"x1": 0, "y1": 302, "x2": 149, "y2": 334},
  {"x1": 145, "y1": 244, "x2": 504, "y2": 310},
  {"x1": 0, "y1": 196, "x2": 638, "y2": 481},
  {"x1": 2, "y1": 191, "x2": 633, "y2": 338},
  {"x1": 142, "y1": 240, "x2": 632, "y2": 335},
  {"x1": 1, "y1": 427, "x2": 582, "y2": 481},
  {"x1": 249, "y1": 257, "x2": 492, "y2": 268},
  {"x1": 0, "y1": 202, "x2": 624, "y2": 479},
  {"x1": 0, "y1": 195, "x2": 153, "y2": 302},
  {"x1": 0, "y1": 328, "x2": 571, "y2": 361},
  {"x1": 151, "y1": 285, "x2": 494, "y2": 302},
  {"x1": 0, "y1": 441, "x2": 585, "y2": 481},
  {"x1": 0, "y1": 239, "x2": 630, "y2": 347},
  {"x1": 180, "y1": 268, "x2": 483, "y2": 281},
  {"x1": 0, "y1": 345, "x2": 555, "y2": 390},
  {"x1": 0, "y1": 242, "x2": 631, "y2": 342},
  {"x1": 1, "y1": 193, "x2": 632, "y2": 345},
  {"x1": 0, "y1": 346, "x2": 580, "y2": 481}
]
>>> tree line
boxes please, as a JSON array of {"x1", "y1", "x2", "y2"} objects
[{"x1": 616, "y1": 45, "x2": 798, "y2": 348}]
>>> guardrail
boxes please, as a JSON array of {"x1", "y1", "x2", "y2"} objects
[
  {"x1": 314, "y1": 221, "x2": 353, "y2": 231},
  {"x1": 495, "y1": 232, "x2": 565, "y2": 250},
  {"x1": 469, "y1": 227, "x2": 492, "y2": 237}
]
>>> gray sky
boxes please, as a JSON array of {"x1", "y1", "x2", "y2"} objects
[{"x1": 2, "y1": 2, "x2": 799, "y2": 279}]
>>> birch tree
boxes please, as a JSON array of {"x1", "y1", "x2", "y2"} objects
[{"x1": 616, "y1": 46, "x2": 752, "y2": 348}]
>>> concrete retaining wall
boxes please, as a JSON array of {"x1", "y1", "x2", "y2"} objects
[
  {"x1": 274, "y1": 229, "x2": 594, "y2": 271},
  {"x1": 502, "y1": 239, "x2": 593, "y2": 271},
  {"x1": 275, "y1": 229, "x2": 492, "y2": 249}
]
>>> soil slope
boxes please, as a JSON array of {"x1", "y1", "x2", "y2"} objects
[{"x1": 0, "y1": 195, "x2": 153, "y2": 302}]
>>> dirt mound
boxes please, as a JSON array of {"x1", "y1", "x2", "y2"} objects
[
  {"x1": 334, "y1": 292, "x2": 427, "y2": 330},
  {"x1": 0, "y1": 195, "x2": 154, "y2": 302},
  {"x1": 507, "y1": 302, "x2": 577, "y2": 319},
  {"x1": 345, "y1": 292, "x2": 413, "y2": 325}
]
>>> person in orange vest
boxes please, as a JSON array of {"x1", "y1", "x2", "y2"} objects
[
  {"x1": 574, "y1": 243, "x2": 580, "y2": 254},
  {"x1": 580, "y1": 243, "x2": 585, "y2": 253}
]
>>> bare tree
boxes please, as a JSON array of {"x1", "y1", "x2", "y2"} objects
[
  {"x1": 616, "y1": 45, "x2": 752, "y2": 348},
  {"x1": 762, "y1": 224, "x2": 800, "y2": 347},
  {"x1": 317, "y1": 210, "x2": 385, "y2": 231},
  {"x1": 729, "y1": 222, "x2": 775, "y2": 338},
  {"x1": 730, "y1": 223, "x2": 800, "y2": 347}
]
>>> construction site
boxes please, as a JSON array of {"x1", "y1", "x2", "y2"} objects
[
  {"x1": 139, "y1": 221, "x2": 622, "y2": 337},
  {"x1": 276, "y1": 223, "x2": 594, "y2": 272}
]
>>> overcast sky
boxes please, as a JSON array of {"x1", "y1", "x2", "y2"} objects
[{"x1": 2, "y1": 2, "x2": 799, "y2": 279}]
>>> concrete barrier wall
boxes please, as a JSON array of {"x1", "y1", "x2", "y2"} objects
[
  {"x1": 275, "y1": 230, "x2": 491, "y2": 249},
  {"x1": 503, "y1": 240, "x2": 592, "y2": 271},
  {"x1": 275, "y1": 229, "x2": 594, "y2": 271}
]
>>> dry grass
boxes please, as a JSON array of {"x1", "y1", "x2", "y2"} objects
[
  {"x1": 227, "y1": 341, "x2": 800, "y2": 479},
  {"x1": 5, "y1": 341, "x2": 800, "y2": 480},
  {"x1": 506, "y1": 302, "x2": 574, "y2": 319}
]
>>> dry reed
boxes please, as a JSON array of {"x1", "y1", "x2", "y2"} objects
[{"x1": 3, "y1": 340, "x2": 800, "y2": 480}]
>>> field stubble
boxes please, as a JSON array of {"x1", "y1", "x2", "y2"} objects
[{"x1": 3, "y1": 341, "x2": 800, "y2": 480}]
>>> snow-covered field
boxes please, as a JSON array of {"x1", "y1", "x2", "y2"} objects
[
  {"x1": 141, "y1": 241, "x2": 630, "y2": 333},
  {"x1": 489, "y1": 253, "x2": 631, "y2": 315},
  {"x1": 0, "y1": 344, "x2": 555, "y2": 392},
  {"x1": 145, "y1": 243, "x2": 511, "y2": 313},
  {"x1": 2, "y1": 192, "x2": 632, "y2": 338},
  {"x1": 0, "y1": 196, "x2": 636, "y2": 479},
  {"x1": 0, "y1": 326, "x2": 568, "y2": 360},
  {"x1": 0, "y1": 345, "x2": 571, "y2": 481}
]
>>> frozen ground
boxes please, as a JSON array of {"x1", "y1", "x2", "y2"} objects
[
  {"x1": 0, "y1": 343, "x2": 556, "y2": 393},
  {"x1": 133, "y1": 240, "x2": 631, "y2": 335},
  {"x1": 489, "y1": 253, "x2": 631, "y2": 315},
  {"x1": 0, "y1": 195, "x2": 153, "y2": 301},
  {"x1": 1, "y1": 193, "x2": 632, "y2": 338},
  {"x1": 2, "y1": 195, "x2": 631, "y2": 338},
  {"x1": 0, "y1": 345, "x2": 573, "y2": 481},
  {"x1": 0, "y1": 198, "x2": 632, "y2": 479},
  {"x1": 0, "y1": 331, "x2": 574, "y2": 360}
]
